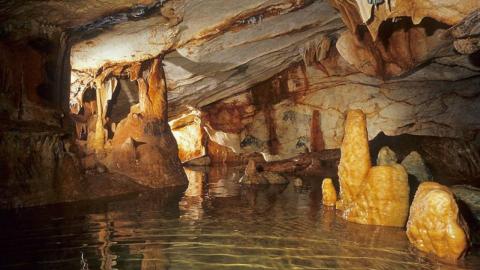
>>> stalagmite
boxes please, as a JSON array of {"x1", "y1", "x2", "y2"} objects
[
  {"x1": 337, "y1": 110, "x2": 409, "y2": 227},
  {"x1": 107, "y1": 58, "x2": 187, "y2": 188},
  {"x1": 93, "y1": 81, "x2": 106, "y2": 152},
  {"x1": 407, "y1": 182, "x2": 469, "y2": 262},
  {"x1": 348, "y1": 164, "x2": 409, "y2": 226},
  {"x1": 322, "y1": 178, "x2": 337, "y2": 207},
  {"x1": 337, "y1": 110, "x2": 371, "y2": 210}
]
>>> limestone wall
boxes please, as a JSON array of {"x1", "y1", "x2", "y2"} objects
[{"x1": 199, "y1": 61, "x2": 480, "y2": 161}]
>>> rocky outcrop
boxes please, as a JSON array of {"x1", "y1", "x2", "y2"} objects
[
  {"x1": 377, "y1": 147, "x2": 432, "y2": 182},
  {"x1": 337, "y1": 110, "x2": 410, "y2": 227},
  {"x1": 451, "y1": 185, "x2": 480, "y2": 223},
  {"x1": 336, "y1": 20, "x2": 450, "y2": 78},
  {"x1": 170, "y1": 112, "x2": 206, "y2": 163},
  {"x1": 331, "y1": 0, "x2": 478, "y2": 40},
  {"x1": 184, "y1": 56, "x2": 480, "y2": 161},
  {"x1": 376, "y1": 146, "x2": 397, "y2": 165},
  {"x1": 239, "y1": 159, "x2": 288, "y2": 185},
  {"x1": 407, "y1": 182, "x2": 470, "y2": 262},
  {"x1": 401, "y1": 151, "x2": 433, "y2": 182},
  {"x1": 0, "y1": 127, "x2": 83, "y2": 208},
  {"x1": 106, "y1": 58, "x2": 188, "y2": 188},
  {"x1": 449, "y1": 9, "x2": 480, "y2": 54}
]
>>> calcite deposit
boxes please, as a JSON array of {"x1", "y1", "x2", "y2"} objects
[
  {"x1": 337, "y1": 110, "x2": 371, "y2": 210},
  {"x1": 407, "y1": 182, "x2": 469, "y2": 262},
  {"x1": 348, "y1": 164, "x2": 409, "y2": 226},
  {"x1": 106, "y1": 58, "x2": 187, "y2": 188},
  {"x1": 337, "y1": 110, "x2": 410, "y2": 227},
  {"x1": 321, "y1": 178, "x2": 337, "y2": 207}
]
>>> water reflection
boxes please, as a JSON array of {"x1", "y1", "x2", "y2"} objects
[{"x1": 0, "y1": 167, "x2": 479, "y2": 269}]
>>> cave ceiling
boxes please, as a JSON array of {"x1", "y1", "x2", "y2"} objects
[{"x1": 1, "y1": 0, "x2": 479, "y2": 118}]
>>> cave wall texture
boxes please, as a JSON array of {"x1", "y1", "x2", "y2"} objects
[{"x1": 0, "y1": 0, "x2": 479, "y2": 207}]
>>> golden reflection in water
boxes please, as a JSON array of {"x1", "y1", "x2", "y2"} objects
[
  {"x1": 180, "y1": 168, "x2": 206, "y2": 222},
  {"x1": 87, "y1": 213, "x2": 117, "y2": 270},
  {"x1": 208, "y1": 166, "x2": 241, "y2": 197},
  {"x1": 2, "y1": 166, "x2": 480, "y2": 269}
]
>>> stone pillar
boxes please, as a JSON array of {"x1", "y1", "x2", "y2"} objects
[
  {"x1": 337, "y1": 110, "x2": 371, "y2": 208},
  {"x1": 108, "y1": 57, "x2": 188, "y2": 188},
  {"x1": 93, "y1": 82, "x2": 106, "y2": 152}
]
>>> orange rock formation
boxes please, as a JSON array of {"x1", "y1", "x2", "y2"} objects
[
  {"x1": 337, "y1": 110, "x2": 409, "y2": 227},
  {"x1": 321, "y1": 178, "x2": 337, "y2": 207},
  {"x1": 406, "y1": 182, "x2": 469, "y2": 262},
  {"x1": 106, "y1": 58, "x2": 187, "y2": 188}
]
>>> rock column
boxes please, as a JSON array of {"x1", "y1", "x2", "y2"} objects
[{"x1": 108, "y1": 58, "x2": 187, "y2": 188}]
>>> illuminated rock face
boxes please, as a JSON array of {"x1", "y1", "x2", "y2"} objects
[
  {"x1": 107, "y1": 58, "x2": 188, "y2": 188},
  {"x1": 321, "y1": 178, "x2": 337, "y2": 207},
  {"x1": 407, "y1": 182, "x2": 469, "y2": 262},
  {"x1": 338, "y1": 110, "x2": 409, "y2": 227},
  {"x1": 346, "y1": 164, "x2": 409, "y2": 226},
  {"x1": 337, "y1": 110, "x2": 371, "y2": 209},
  {"x1": 170, "y1": 113, "x2": 206, "y2": 163},
  {"x1": 331, "y1": 0, "x2": 478, "y2": 40}
]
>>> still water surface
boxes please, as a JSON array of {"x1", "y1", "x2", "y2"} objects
[{"x1": 1, "y1": 166, "x2": 479, "y2": 270}]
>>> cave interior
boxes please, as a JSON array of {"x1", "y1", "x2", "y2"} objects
[{"x1": 1, "y1": 0, "x2": 480, "y2": 269}]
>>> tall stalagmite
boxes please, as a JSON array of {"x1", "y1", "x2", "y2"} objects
[
  {"x1": 337, "y1": 110, "x2": 371, "y2": 210},
  {"x1": 337, "y1": 110, "x2": 409, "y2": 227},
  {"x1": 107, "y1": 58, "x2": 187, "y2": 188}
]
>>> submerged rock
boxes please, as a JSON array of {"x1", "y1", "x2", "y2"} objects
[
  {"x1": 321, "y1": 178, "x2": 337, "y2": 207},
  {"x1": 261, "y1": 171, "x2": 289, "y2": 184},
  {"x1": 407, "y1": 182, "x2": 469, "y2": 262},
  {"x1": 292, "y1": 177, "x2": 303, "y2": 187},
  {"x1": 376, "y1": 146, "x2": 398, "y2": 165},
  {"x1": 239, "y1": 159, "x2": 288, "y2": 185},
  {"x1": 401, "y1": 151, "x2": 432, "y2": 182}
]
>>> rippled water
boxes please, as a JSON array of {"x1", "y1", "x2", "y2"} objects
[{"x1": 1, "y1": 166, "x2": 479, "y2": 270}]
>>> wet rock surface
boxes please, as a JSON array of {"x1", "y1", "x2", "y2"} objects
[
  {"x1": 106, "y1": 58, "x2": 188, "y2": 188},
  {"x1": 338, "y1": 110, "x2": 410, "y2": 227},
  {"x1": 0, "y1": 128, "x2": 83, "y2": 208},
  {"x1": 407, "y1": 182, "x2": 470, "y2": 262},
  {"x1": 321, "y1": 178, "x2": 336, "y2": 207},
  {"x1": 239, "y1": 159, "x2": 288, "y2": 185}
]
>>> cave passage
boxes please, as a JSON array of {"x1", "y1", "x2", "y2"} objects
[{"x1": 1, "y1": 0, "x2": 480, "y2": 269}]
